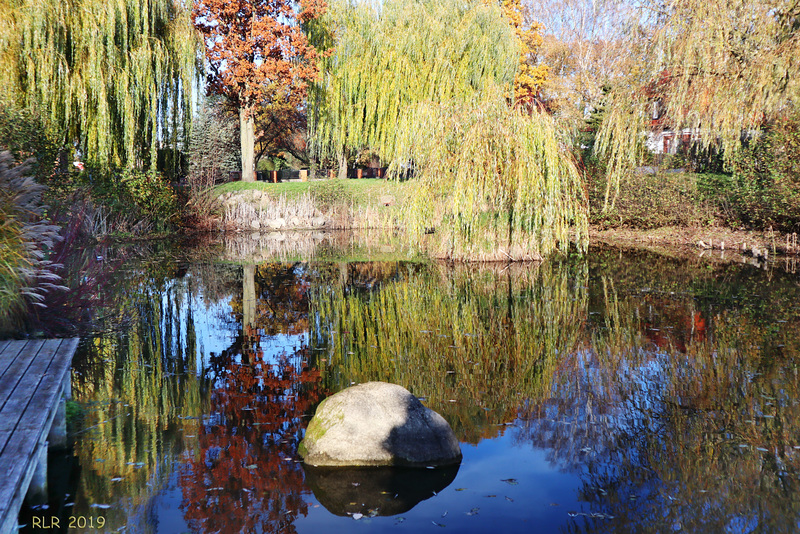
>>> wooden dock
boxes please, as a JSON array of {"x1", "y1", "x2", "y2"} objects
[{"x1": 0, "y1": 338, "x2": 79, "y2": 534}]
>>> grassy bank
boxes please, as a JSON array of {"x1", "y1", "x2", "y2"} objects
[{"x1": 210, "y1": 178, "x2": 407, "y2": 232}]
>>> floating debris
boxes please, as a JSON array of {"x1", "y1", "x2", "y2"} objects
[
  {"x1": 567, "y1": 511, "x2": 615, "y2": 520},
  {"x1": 466, "y1": 507, "x2": 480, "y2": 516},
  {"x1": 432, "y1": 521, "x2": 446, "y2": 527},
  {"x1": 501, "y1": 478, "x2": 518, "y2": 485},
  {"x1": 90, "y1": 504, "x2": 111, "y2": 509}
]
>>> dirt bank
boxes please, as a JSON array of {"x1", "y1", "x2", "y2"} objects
[{"x1": 590, "y1": 225, "x2": 800, "y2": 267}]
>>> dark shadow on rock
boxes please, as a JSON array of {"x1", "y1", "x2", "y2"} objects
[{"x1": 303, "y1": 463, "x2": 460, "y2": 516}]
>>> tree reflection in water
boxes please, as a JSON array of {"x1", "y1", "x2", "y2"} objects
[
  {"x1": 179, "y1": 262, "x2": 325, "y2": 533},
  {"x1": 310, "y1": 249, "x2": 800, "y2": 532},
  {"x1": 514, "y1": 253, "x2": 800, "y2": 533},
  {"x1": 39, "y1": 239, "x2": 800, "y2": 533}
]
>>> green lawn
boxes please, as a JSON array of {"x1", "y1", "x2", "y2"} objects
[{"x1": 213, "y1": 178, "x2": 406, "y2": 207}]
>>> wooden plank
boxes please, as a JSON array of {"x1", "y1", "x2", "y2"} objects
[
  {"x1": 0, "y1": 340, "x2": 43, "y2": 414},
  {"x1": 0, "y1": 340, "x2": 28, "y2": 392},
  {"x1": 0, "y1": 339, "x2": 60, "y2": 455},
  {"x1": 0, "y1": 338, "x2": 78, "y2": 534},
  {"x1": 46, "y1": 338, "x2": 78, "y2": 392},
  {"x1": 0, "y1": 425, "x2": 45, "y2": 534}
]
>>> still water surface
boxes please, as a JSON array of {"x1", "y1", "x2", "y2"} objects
[{"x1": 16, "y1": 233, "x2": 800, "y2": 533}]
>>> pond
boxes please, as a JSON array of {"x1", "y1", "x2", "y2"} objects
[{"x1": 13, "y1": 231, "x2": 800, "y2": 533}]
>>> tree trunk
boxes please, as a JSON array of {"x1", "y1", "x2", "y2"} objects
[
  {"x1": 242, "y1": 264, "x2": 257, "y2": 364},
  {"x1": 240, "y1": 107, "x2": 256, "y2": 182},
  {"x1": 337, "y1": 151, "x2": 347, "y2": 179}
]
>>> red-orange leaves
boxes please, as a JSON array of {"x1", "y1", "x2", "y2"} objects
[{"x1": 193, "y1": 0, "x2": 326, "y2": 110}]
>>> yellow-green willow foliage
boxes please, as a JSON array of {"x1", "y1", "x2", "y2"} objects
[
  {"x1": 310, "y1": 261, "x2": 588, "y2": 443},
  {"x1": 595, "y1": 0, "x2": 800, "y2": 211},
  {"x1": 0, "y1": 0, "x2": 199, "y2": 169},
  {"x1": 309, "y1": 0, "x2": 587, "y2": 258},
  {"x1": 403, "y1": 93, "x2": 588, "y2": 259},
  {"x1": 309, "y1": 0, "x2": 518, "y2": 162}
]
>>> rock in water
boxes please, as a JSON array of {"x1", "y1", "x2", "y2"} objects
[{"x1": 299, "y1": 382, "x2": 462, "y2": 467}]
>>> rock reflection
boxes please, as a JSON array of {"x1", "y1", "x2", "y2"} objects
[{"x1": 304, "y1": 464, "x2": 459, "y2": 516}]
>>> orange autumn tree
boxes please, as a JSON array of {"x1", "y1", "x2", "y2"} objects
[
  {"x1": 497, "y1": 0, "x2": 548, "y2": 109},
  {"x1": 193, "y1": 0, "x2": 327, "y2": 182}
]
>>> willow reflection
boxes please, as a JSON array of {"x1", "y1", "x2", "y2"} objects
[
  {"x1": 516, "y1": 252, "x2": 800, "y2": 533},
  {"x1": 310, "y1": 260, "x2": 589, "y2": 443}
]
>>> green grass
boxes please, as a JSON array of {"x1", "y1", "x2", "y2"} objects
[{"x1": 213, "y1": 178, "x2": 404, "y2": 205}]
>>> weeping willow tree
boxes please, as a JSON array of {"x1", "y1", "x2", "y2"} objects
[
  {"x1": 595, "y1": 0, "x2": 800, "y2": 212},
  {"x1": 308, "y1": 0, "x2": 588, "y2": 259},
  {"x1": 0, "y1": 0, "x2": 199, "y2": 170}
]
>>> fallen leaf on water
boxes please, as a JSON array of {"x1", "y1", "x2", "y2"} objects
[
  {"x1": 455, "y1": 488, "x2": 468, "y2": 491},
  {"x1": 432, "y1": 521, "x2": 446, "y2": 527},
  {"x1": 501, "y1": 478, "x2": 518, "y2": 485},
  {"x1": 466, "y1": 507, "x2": 480, "y2": 516},
  {"x1": 505, "y1": 496, "x2": 514, "y2": 502}
]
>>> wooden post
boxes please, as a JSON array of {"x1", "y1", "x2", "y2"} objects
[
  {"x1": 300, "y1": 169, "x2": 308, "y2": 182},
  {"x1": 48, "y1": 399, "x2": 67, "y2": 450},
  {"x1": 272, "y1": 170, "x2": 278, "y2": 183},
  {"x1": 26, "y1": 443, "x2": 48, "y2": 505},
  {"x1": 357, "y1": 168, "x2": 362, "y2": 179},
  {"x1": 329, "y1": 169, "x2": 335, "y2": 179}
]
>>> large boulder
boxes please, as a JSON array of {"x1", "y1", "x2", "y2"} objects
[{"x1": 299, "y1": 382, "x2": 461, "y2": 467}]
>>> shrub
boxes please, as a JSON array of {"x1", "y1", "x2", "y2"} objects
[
  {"x1": 589, "y1": 170, "x2": 720, "y2": 229},
  {"x1": 723, "y1": 117, "x2": 800, "y2": 231}
]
